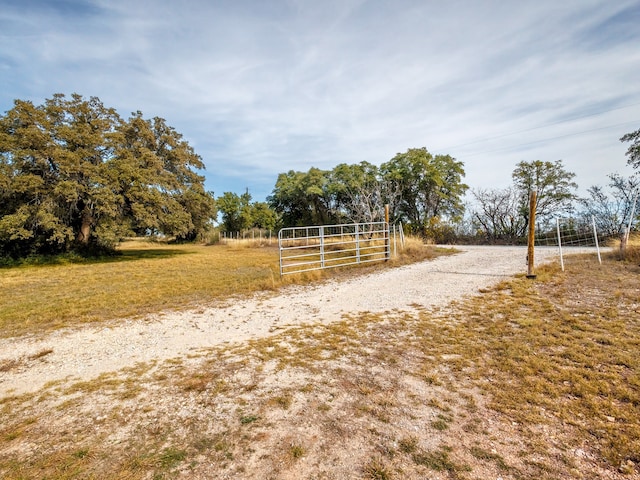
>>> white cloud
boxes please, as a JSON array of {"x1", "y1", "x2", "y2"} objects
[{"x1": 1, "y1": 0, "x2": 638, "y2": 201}]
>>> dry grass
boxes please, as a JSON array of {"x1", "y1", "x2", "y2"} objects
[
  {"x1": 1, "y1": 252, "x2": 639, "y2": 479},
  {"x1": 616, "y1": 233, "x2": 640, "y2": 263},
  {"x1": 0, "y1": 237, "x2": 443, "y2": 338}
]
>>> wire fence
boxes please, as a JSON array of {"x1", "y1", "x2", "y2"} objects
[
  {"x1": 219, "y1": 229, "x2": 275, "y2": 244},
  {"x1": 533, "y1": 216, "x2": 620, "y2": 270}
]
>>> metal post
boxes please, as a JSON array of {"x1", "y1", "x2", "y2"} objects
[
  {"x1": 393, "y1": 225, "x2": 397, "y2": 258},
  {"x1": 355, "y1": 223, "x2": 360, "y2": 263},
  {"x1": 384, "y1": 204, "x2": 390, "y2": 260},
  {"x1": 319, "y1": 226, "x2": 325, "y2": 268},
  {"x1": 592, "y1": 216, "x2": 601, "y2": 264},
  {"x1": 527, "y1": 190, "x2": 537, "y2": 279},
  {"x1": 556, "y1": 217, "x2": 564, "y2": 272},
  {"x1": 278, "y1": 229, "x2": 283, "y2": 276}
]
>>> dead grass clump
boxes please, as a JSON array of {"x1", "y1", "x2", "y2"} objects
[
  {"x1": 607, "y1": 233, "x2": 640, "y2": 263},
  {"x1": 0, "y1": 358, "x2": 20, "y2": 373},
  {"x1": 620, "y1": 233, "x2": 640, "y2": 263}
]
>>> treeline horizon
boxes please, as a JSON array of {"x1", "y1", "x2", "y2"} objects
[{"x1": 1, "y1": 93, "x2": 639, "y2": 259}]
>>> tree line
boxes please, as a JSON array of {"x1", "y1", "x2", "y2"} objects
[
  {"x1": 2, "y1": 93, "x2": 639, "y2": 258},
  {"x1": 216, "y1": 148, "x2": 468, "y2": 237},
  {"x1": 471, "y1": 160, "x2": 639, "y2": 244}
]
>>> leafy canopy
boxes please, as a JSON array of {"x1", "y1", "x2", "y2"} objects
[
  {"x1": 268, "y1": 147, "x2": 468, "y2": 236},
  {"x1": 0, "y1": 94, "x2": 215, "y2": 257},
  {"x1": 512, "y1": 159, "x2": 578, "y2": 226},
  {"x1": 216, "y1": 190, "x2": 279, "y2": 232}
]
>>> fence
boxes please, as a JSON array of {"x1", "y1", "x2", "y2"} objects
[
  {"x1": 220, "y1": 229, "x2": 274, "y2": 244},
  {"x1": 535, "y1": 216, "x2": 612, "y2": 271},
  {"x1": 278, "y1": 222, "x2": 390, "y2": 275}
]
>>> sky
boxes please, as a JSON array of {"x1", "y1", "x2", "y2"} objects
[{"x1": 1, "y1": 0, "x2": 639, "y2": 202}]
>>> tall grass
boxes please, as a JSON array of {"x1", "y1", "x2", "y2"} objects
[{"x1": 616, "y1": 232, "x2": 640, "y2": 263}]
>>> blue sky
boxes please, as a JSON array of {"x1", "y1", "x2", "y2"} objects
[{"x1": 1, "y1": 0, "x2": 639, "y2": 202}]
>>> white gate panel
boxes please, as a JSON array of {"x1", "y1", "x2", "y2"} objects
[{"x1": 278, "y1": 222, "x2": 390, "y2": 275}]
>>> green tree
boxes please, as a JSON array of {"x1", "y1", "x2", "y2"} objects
[
  {"x1": 116, "y1": 111, "x2": 215, "y2": 242},
  {"x1": 329, "y1": 161, "x2": 383, "y2": 224},
  {"x1": 380, "y1": 148, "x2": 467, "y2": 233},
  {"x1": 621, "y1": 127, "x2": 640, "y2": 169},
  {"x1": 512, "y1": 160, "x2": 578, "y2": 227},
  {"x1": 268, "y1": 168, "x2": 337, "y2": 227},
  {"x1": 217, "y1": 191, "x2": 279, "y2": 232},
  {"x1": 0, "y1": 94, "x2": 215, "y2": 257},
  {"x1": 216, "y1": 191, "x2": 251, "y2": 232},
  {"x1": 249, "y1": 202, "x2": 279, "y2": 231}
]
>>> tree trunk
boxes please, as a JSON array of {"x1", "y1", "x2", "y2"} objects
[{"x1": 76, "y1": 207, "x2": 93, "y2": 244}]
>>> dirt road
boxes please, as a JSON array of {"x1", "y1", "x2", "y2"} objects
[{"x1": 1, "y1": 245, "x2": 590, "y2": 397}]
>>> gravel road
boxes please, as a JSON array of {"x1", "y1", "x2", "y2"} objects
[{"x1": 1, "y1": 245, "x2": 590, "y2": 398}]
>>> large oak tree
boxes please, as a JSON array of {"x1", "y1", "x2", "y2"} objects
[
  {"x1": 380, "y1": 148, "x2": 467, "y2": 233},
  {"x1": 512, "y1": 159, "x2": 578, "y2": 228},
  {"x1": 0, "y1": 94, "x2": 215, "y2": 257}
]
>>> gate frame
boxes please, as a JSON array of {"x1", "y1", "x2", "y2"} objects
[{"x1": 278, "y1": 221, "x2": 390, "y2": 276}]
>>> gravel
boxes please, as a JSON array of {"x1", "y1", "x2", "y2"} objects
[{"x1": 1, "y1": 245, "x2": 596, "y2": 398}]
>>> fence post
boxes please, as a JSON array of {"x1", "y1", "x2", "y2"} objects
[
  {"x1": 527, "y1": 190, "x2": 537, "y2": 279},
  {"x1": 592, "y1": 216, "x2": 601, "y2": 264},
  {"x1": 385, "y1": 204, "x2": 390, "y2": 260},
  {"x1": 355, "y1": 223, "x2": 361, "y2": 263},
  {"x1": 278, "y1": 229, "x2": 283, "y2": 276},
  {"x1": 393, "y1": 225, "x2": 397, "y2": 258},
  {"x1": 319, "y1": 226, "x2": 325, "y2": 268},
  {"x1": 556, "y1": 217, "x2": 564, "y2": 272}
]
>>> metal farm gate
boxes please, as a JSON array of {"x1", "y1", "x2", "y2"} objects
[{"x1": 278, "y1": 222, "x2": 390, "y2": 275}]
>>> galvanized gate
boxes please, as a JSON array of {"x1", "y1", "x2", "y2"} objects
[{"x1": 278, "y1": 222, "x2": 390, "y2": 275}]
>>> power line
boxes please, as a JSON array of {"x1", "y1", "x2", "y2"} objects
[
  {"x1": 435, "y1": 101, "x2": 640, "y2": 152},
  {"x1": 458, "y1": 119, "x2": 639, "y2": 158}
]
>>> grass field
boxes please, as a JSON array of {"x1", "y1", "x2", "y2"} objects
[
  {"x1": 0, "y1": 236, "x2": 439, "y2": 338},
  {"x1": 0, "y1": 240, "x2": 639, "y2": 479}
]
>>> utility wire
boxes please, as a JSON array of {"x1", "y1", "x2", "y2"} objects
[
  {"x1": 458, "y1": 119, "x2": 639, "y2": 158},
  {"x1": 434, "y1": 101, "x2": 640, "y2": 152}
]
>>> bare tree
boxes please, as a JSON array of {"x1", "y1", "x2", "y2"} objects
[
  {"x1": 580, "y1": 174, "x2": 639, "y2": 236},
  {"x1": 471, "y1": 187, "x2": 527, "y2": 243}
]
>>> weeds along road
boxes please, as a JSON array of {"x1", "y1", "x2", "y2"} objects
[{"x1": 0, "y1": 245, "x2": 599, "y2": 397}]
